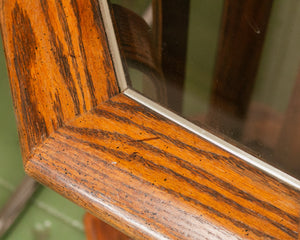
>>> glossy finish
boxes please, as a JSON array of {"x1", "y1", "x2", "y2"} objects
[
  {"x1": 26, "y1": 94, "x2": 300, "y2": 239},
  {"x1": 0, "y1": 0, "x2": 300, "y2": 239},
  {"x1": 0, "y1": 0, "x2": 119, "y2": 164}
]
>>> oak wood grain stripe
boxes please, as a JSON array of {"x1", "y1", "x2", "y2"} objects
[
  {"x1": 27, "y1": 134, "x2": 243, "y2": 240},
  {"x1": 63, "y1": 124, "x2": 298, "y2": 229},
  {"x1": 104, "y1": 97, "x2": 299, "y2": 200},
  {"x1": 25, "y1": 94, "x2": 300, "y2": 239},
  {"x1": 94, "y1": 103, "x2": 300, "y2": 200},
  {"x1": 0, "y1": 0, "x2": 119, "y2": 161},
  {"x1": 59, "y1": 126, "x2": 296, "y2": 239},
  {"x1": 40, "y1": 0, "x2": 82, "y2": 115}
]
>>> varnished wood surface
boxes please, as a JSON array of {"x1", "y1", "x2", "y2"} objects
[
  {"x1": 1, "y1": 0, "x2": 300, "y2": 239},
  {"x1": 0, "y1": 0, "x2": 119, "y2": 163},
  {"x1": 26, "y1": 94, "x2": 300, "y2": 240}
]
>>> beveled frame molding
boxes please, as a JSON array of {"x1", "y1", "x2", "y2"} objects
[{"x1": 0, "y1": 0, "x2": 299, "y2": 239}]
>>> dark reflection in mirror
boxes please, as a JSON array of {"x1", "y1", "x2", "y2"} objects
[{"x1": 109, "y1": 0, "x2": 300, "y2": 179}]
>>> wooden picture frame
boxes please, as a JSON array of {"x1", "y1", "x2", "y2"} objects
[{"x1": 0, "y1": 0, "x2": 299, "y2": 239}]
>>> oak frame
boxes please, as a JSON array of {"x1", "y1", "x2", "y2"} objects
[{"x1": 0, "y1": 0, "x2": 299, "y2": 239}]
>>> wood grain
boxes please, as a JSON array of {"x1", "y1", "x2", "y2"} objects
[
  {"x1": 0, "y1": 0, "x2": 119, "y2": 163},
  {"x1": 26, "y1": 94, "x2": 300, "y2": 240},
  {"x1": 1, "y1": 0, "x2": 299, "y2": 239}
]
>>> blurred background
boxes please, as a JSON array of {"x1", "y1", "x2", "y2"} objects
[{"x1": 0, "y1": 38, "x2": 85, "y2": 240}]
